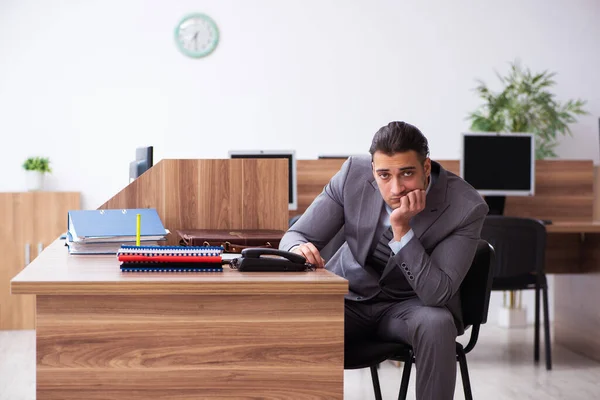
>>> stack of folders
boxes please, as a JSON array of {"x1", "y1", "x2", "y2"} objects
[
  {"x1": 117, "y1": 245, "x2": 224, "y2": 272},
  {"x1": 66, "y1": 208, "x2": 169, "y2": 255}
]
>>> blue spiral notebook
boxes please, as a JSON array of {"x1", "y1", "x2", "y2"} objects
[{"x1": 120, "y1": 266, "x2": 224, "y2": 273}]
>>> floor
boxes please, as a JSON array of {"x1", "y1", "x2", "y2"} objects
[
  {"x1": 1, "y1": 325, "x2": 599, "y2": 399},
  {"x1": 344, "y1": 325, "x2": 600, "y2": 400}
]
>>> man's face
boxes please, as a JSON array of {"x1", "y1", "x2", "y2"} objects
[{"x1": 372, "y1": 150, "x2": 431, "y2": 209}]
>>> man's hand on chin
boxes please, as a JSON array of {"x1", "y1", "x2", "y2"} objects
[{"x1": 390, "y1": 189, "x2": 426, "y2": 241}]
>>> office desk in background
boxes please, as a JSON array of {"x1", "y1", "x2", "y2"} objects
[
  {"x1": 544, "y1": 221, "x2": 600, "y2": 363},
  {"x1": 11, "y1": 239, "x2": 347, "y2": 400}
]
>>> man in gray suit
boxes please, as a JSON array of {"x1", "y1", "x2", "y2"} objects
[{"x1": 279, "y1": 121, "x2": 489, "y2": 400}]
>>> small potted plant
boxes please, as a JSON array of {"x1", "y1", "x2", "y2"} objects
[
  {"x1": 467, "y1": 60, "x2": 588, "y2": 159},
  {"x1": 22, "y1": 156, "x2": 52, "y2": 191}
]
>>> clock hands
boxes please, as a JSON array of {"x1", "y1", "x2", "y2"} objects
[{"x1": 192, "y1": 31, "x2": 199, "y2": 51}]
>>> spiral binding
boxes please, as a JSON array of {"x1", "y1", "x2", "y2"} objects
[
  {"x1": 118, "y1": 245, "x2": 223, "y2": 257},
  {"x1": 120, "y1": 267, "x2": 223, "y2": 273},
  {"x1": 121, "y1": 245, "x2": 223, "y2": 251}
]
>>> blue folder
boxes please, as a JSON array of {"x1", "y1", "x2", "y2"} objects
[{"x1": 67, "y1": 208, "x2": 167, "y2": 243}]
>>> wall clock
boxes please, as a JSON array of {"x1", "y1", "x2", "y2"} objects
[{"x1": 174, "y1": 13, "x2": 219, "y2": 58}]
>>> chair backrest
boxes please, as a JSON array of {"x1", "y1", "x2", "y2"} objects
[
  {"x1": 460, "y1": 240, "x2": 495, "y2": 326},
  {"x1": 480, "y1": 216, "x2": 546, "y2": 278}
]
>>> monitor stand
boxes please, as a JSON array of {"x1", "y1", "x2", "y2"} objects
[{"x1": 484, "y1": 195, "x2": 505, "y2": 215}]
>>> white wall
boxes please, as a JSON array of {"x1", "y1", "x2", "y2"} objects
[{"x1": 1, "y1": 0, "x2": 599, "y2": 325}]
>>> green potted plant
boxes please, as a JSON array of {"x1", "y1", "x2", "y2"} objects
[
  {"x1": 467, "y1": 61, "x2": 588, "y2": 159},
  {"x1": 22, "y1": 156, "x2": 52, "y2": 191}
]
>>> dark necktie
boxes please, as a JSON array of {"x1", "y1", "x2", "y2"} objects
[{"x1": 368, "y1": 226, "x2": 394, "y2": 275}]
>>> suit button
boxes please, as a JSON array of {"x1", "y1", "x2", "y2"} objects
[
  {"x1": 409, "y1": 275, "x2": 414, "y2": 280},
  {"x1": 401, "y1": 262, "x2": 407, "y2": 267},
  {"x1": 356, "y1": 296, "x2": 363, "y2": 300}
]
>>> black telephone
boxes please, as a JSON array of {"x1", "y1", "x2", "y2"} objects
[{"x1": 230, "y1": 248, "x2": 315, "y2": 272}]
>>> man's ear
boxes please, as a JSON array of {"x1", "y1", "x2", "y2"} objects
[{"x1": 423, "y1": 158, "x2": 431, "y2": 177}]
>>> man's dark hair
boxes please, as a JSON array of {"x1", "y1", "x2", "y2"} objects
[{"x1": 369, "y1": 121, "x2": 430, "y2": 163}]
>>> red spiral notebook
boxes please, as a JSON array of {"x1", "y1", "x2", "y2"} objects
[{"x1": 118, "y1": 255, "x2": 222, "y2": 263}]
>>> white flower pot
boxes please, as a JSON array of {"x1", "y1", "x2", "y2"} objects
[
  {"x1": 497, "y1": 306, "x2": 528, "y2": 328},
  {"x1": 26, "y1": 171, "x2": 44, "y2": 191}
]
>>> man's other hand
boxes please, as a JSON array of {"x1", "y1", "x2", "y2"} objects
[
  {"x1": 291, "y1": 242, "x2": 325, "y2": 268},
  {"x1": 390, "y1": 189, "x2": 426, "y2": 240}
]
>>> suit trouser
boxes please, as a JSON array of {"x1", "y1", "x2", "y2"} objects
[{"x1": 345, "y1": 297, "x2": 457, "y2": 400}]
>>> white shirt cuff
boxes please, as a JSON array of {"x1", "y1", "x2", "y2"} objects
[{"x1": 389, "y1": 229, "x2": 415, "y2": 255}]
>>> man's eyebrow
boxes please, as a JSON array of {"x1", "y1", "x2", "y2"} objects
[{"x1": 375, "y1": 166, "x2": 416, "y2": 172}]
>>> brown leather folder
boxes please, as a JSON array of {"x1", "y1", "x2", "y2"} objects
[{"x1": 176, "y1": 229, "x2": 286, "y2": 253}]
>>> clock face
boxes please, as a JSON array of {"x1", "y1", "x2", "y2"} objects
[{"x1": 175, "y1": 13, "x2": 219, "y2": 58}]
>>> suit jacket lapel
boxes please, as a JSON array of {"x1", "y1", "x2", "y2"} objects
[{"x1": 356, "y1": 179, "x2": 383, "y2": 264}]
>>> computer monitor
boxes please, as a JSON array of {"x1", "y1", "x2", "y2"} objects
[
  {"x1": 317, "y1": 154, "x2": 369, "y2": 160},
  {"x1": 228, "y1": 150, "x2": 297, "y2": 211},
  {"x1": 460, "y1": 133, "x2": 535, "y2": 215},
  {"x1": 318, "y1": 154, "x2": 352, "y2": 160},
  {"x1": 129, "y1": 146, "x2": 153, "y2": 183}
]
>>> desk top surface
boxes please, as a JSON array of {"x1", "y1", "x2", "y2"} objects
[
  {"x1": 546, "y1": 221, "x2": 600, "y2": 233},
  {"x1": 10, "y1": 239, "x2": 348, "y2": 296}
]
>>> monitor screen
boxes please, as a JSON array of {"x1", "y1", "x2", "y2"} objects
[
  {"x1": 317, "y1": 154, "x2": 359, "y2": 160},
  {"x1": 461, "y1": 133, "x2": 534, "y2": 196},
  {"x1": 229, "y1": 150, "x2": 297, "y2": 210},
  {"x1": 129, "y1": 146, "x2": 153, "y2": 183},
  {"x1": 317, "y1": 155, "x2": 350, "y2": 160}
]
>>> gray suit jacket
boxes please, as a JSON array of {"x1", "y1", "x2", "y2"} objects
[{"x1": 280, "y1": 156, "x2": 489, "y2": 334}]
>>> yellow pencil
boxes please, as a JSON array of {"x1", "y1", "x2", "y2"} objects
[{"x1": 136, "y1": 213, "x2": 141, "y2": 246}]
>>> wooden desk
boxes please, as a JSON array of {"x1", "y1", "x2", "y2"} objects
[
  {"x1": 545, "y1": 221, "x2": 600, "y2": 274},
  {"x1": 542, "y1": 221, "x2": 600, "y2": 362},
  {"x1": 11, "y1": 239, "x2": 348, "y2": 400},
  {"x1": 546, "y1": 221, "x2": 600, "y2": 234}
]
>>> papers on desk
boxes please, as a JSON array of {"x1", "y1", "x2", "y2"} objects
[
  {"x1": 66, "y1": 208, "x2": 169, "y2": 255},
  {"x1": 65, "y1": 239, "x2": 164, "y2": 255}
]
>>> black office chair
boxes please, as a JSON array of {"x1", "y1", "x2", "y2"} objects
[
  {"x1": 480, "y1": 215, "x2": 551, "y2": 370},
  {"x1": 288, "y1": 214, "x2": 302, "y2": 228},
  {"x1": 345, "y1": 240, "x2": 495, "y2": 400}
]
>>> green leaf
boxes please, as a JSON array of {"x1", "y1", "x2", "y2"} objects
[
  {"x1": 22, "y1": 157, "x2": 52, "y2": 173},
  {"x1": 466, "y1": 60, "x2": 588, "y2": 159}
]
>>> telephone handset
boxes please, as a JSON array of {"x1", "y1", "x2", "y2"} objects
[{"x1": 230, "y1": 248, "x2": 315, "y2": 272}]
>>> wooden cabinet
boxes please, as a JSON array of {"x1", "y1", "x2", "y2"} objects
[{"x1": 0, "y1": 192, "x2": 79, "y2": 330}]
